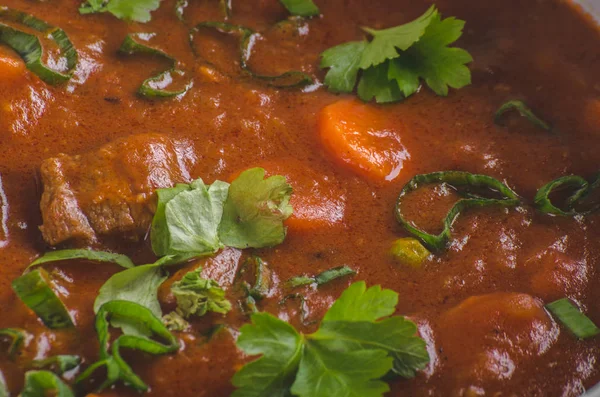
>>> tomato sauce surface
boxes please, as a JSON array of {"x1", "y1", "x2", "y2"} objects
[{"x1": 0, "y1": 0, "x2": 599, "y2": 396}]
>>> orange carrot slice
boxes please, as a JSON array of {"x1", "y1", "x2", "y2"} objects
[{"x1": 318, "y1": 99, "x2": 410, "y2": 182}]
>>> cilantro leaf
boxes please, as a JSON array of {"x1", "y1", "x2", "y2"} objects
[
  {"x1": 219, "y1": 168, "x2": 293, "y2": 249},
  {"x1": 279, "y1": 0, "x2": 320, "y2": 17},
  {"x1": 232, "y1": 281, "x2": 429, "y2": 396},
  {"x1": 79, "y1": 0, "x2": 161, "y2": 23},
  {"x1": 388, "y1": 14, "x2": 472, "y2": 96},
  {"x1": 162, "y1": 311, "x2": 190, "y2": 331},
  {"x1": 359, "y1": 5, "x2": 437, "y2": 69},
  {"x1": 151, "y1": 179, "x2": 229, "y2": 258},
  {"x1": 232, "y1": 313, "x2": 303, "y2": 397},
  {"x1": 93, "y1": 262, "x2": 166, "y2": 336},
  {"x1": 312, "y1": 318, "x2": 429, "y2": 378},
  {"x1": 291, "y1": 342, "x2": 391, "y2": 397},
  {"x1": 322, "y1": 281, "x2": 398, "y2": 322},
  {"x1": 357, "y1": 63, "x2": 404, "y2": 103},
  {"x1": 319, "y1": 5, "x2": 472, "y2": 103},
  {"x1": 170, "y1": 267, "x2": 231, "y2": 318},
  {"x1": 320, "y1": 41, "x2": 368, "y2": 93}
]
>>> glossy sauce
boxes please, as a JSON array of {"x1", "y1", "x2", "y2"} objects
[{"x1": 0, "y1": 0, "x2": 599, "y2": 396}]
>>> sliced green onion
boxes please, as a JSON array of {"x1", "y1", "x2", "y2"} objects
[
  {"x1": 220, "y1": 0, "x2": 232, "y2": 18},
  {"x1": 0, "y1": 328, "x2": 28, "y2": 359},
  {"x1": 0, "y1": 371, "x2": 7, "y2": 397},
  {"x1": 76, "y1": 300, "x2": 179, "y2": 393},
  {"x1": 118, "y1": 34, "x2": 190, "y2": 98},
  {"x1": 534, "y1": 173, "x2": 600, "y2": 216},
  {"x1": 494, "y1": 100, "x2": 551, "y2": 131},
  {"x1": 287, "y1": 265, "x2": 356, "y2": 288},
  {"x1": 0, "y1": 7, "x2": 78, "y2": 85},
  {"x1": 30, "y1": 355, "x2": 81, "y2": 375},
  {"x1": 190, "y1": 21, "x2": 313, "y2": 88},
  {"x1": 279, "y1": 0, "x2": 320, "y2": 17},
  {"x1": 21, "y1": 370, "x2": 74, "y2": 397},
  {"x1": 12, "y1": 269, "x2": 74, "y2": 329},
  {"x1": 28, "y1": 249, "x2": 134, "y2": 271},
  {"x1": 534, "y1": 175, "x2": 589, "y2": 216},
  {"x1": 390, "y1": 238, "x2": 430, "y2": 268},
  {"x1": 395, "y1": 171, "x2": 520, "y2": 251},
  {"x1": 176, "y1": 0, "x2": 231, "y2": 22},
  {"x1": 546, "y1": 298, "x2": 600, "y2": 339},
  {"x1": 280, "y1": 293, "x2": 310, "y2": 324},
  {"x1": 237, "y1": 256, "x2": 272, "y2": 300}
]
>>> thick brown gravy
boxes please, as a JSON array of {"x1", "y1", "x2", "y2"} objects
[{"x1": 0, "y1": 0, "x2": 600, "y2": 396}]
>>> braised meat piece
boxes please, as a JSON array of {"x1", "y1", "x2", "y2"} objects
[{"x1": 39, "y1": 133, "x2": 196, "y2": 245}]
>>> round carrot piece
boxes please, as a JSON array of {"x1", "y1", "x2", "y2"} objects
[{"x1": 318, "y1": 99, "x2": 410, "y2": 182}]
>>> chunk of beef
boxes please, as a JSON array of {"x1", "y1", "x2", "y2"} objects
[{"x1": 39, "y1": 133, "x2": 196, "y2": 245}]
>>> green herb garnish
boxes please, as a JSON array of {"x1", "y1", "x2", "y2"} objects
[
  {"x1": 93, "y1": 260, "x2": 168, "y2": 333},
  {"x1": 287, "y1": 265, "x2": 356, "y2": 288},
  {"x1": 152, "y1": 179, "x2": 229, "y2": 258},
  {"x1": 152, "y1": 168, "x2": 293, "y2": 258},
  {"x1": 79, "y1": 0, "x2": 161, "y2": 23},
  {"x1": 21, "y1": 370, "x2": 74, "y2": 397},
  {"x1": 30, "y1": 355, "x2": 81, "y2": 375},
  {"x1": 232, "y1": 281, "x2": 429, "y2": 396},
  {"x1": 0, "y1": 7, "x2": 78, "y2": 85},
  {"x1": 169, "y1": 267, "x2": 231, "y2": 318},
  {"x1": 191, "y1": 22, "x2": 314, "y2": 88},
  {"x1": 76, "y1": 300, "x2": 179, "y2": 393},
  {"x1": 395, "y1": 171, "x2": 520, "y2": 251},
  {"x1": 320, "y1": 5, "x2": 472, "y2": 103},
  {"x1": 237, "y1": 256, "x2": 272, "y2": 301},
  {"x1": 219, "y1": 168, "x2": 293, "y2": 249},
  {"x1": 494, "y1": 99, "x2": 552, "y2": 131},
  {"x1": 494, "y1": 100, "x2": 551, "y2": 131},
  {"x1": 534, "y1": 174, "x2": 599, "y2": 216},
  {"x1": 546, "y1": 298, "x2": 600, "y2": 339},
  {"x1": 118, "y1": 33, "x2": 190, "y2": 98},
  {"x1": 279, "y1": 0, "x2": 320, "y2": 17},
  {"x1": 0, "y1": 328, "x2": 28, "y2": 359},
  {"x1": 28, "y1": 249, "x2": 134, "y2": 270},
  {"x1": 12, "y1": 269, "x2": 74, "y2": 329}
]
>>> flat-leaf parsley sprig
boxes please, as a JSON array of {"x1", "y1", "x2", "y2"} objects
[
  {"x1": 320, "y1": 5, "x2": 473, "y2": 103},
  {"x1": 231, "y1": 281, "x2": 429, "y2": 397}
]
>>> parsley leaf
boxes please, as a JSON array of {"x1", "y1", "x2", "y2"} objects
[
  {"x1": 170, "y1": 267, "x2": 231, "y2": 318},
  {"x1": 151, "y1": 179, "x2": 230, "y2": 258},
  {"x1": 232, "y1": 281, "x2": 429, "y2": 397},
  {"x1": 359, "y1": 5, "x2": 437, "y2": 69},
  {"x1": 79, "y1": 0, "x2": 161, "y2": 23},
  {"x1": 388, "y1": 14, "x2": 473, "y2": 96},
  {"x1": 357, "y1": 63, "x2": 404, "y2": 103},
  {"x1": 320, "y1": 5, "x2": 472, "y2": 103},
  {"x1": 219, "y1": 168, "x2": 293, "y2": 249},
  {"x1": 93, "y1": 262, "x2": 167, "y2": 336},
  {"x1": 279, "y1": 0, "x2": 320, "y2": 17},
  {"x1": 233, "y1": 313, "x2": 303, "y2": 397},
  {"x1": 320, "y1": 41, "x2": 368, "y2": 93}
]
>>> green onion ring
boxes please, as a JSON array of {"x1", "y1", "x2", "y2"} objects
[
  {"x1": 534, "y1": 173, "x2": 599, "y2": 216},
  {"x1": 21, "y1": 370, "x2": 74, "y2": 397},
  {"x1": 395, "y1": 171, "x2": 520, "y2": 251},
  {"x1": 0, "y1": 328, "x2": 29, "y2": 359},
  {"x1": 287, "y1": 265, "x2": 356, "y2": 288},
  {"x1": 11, "y1": 269, "x2": 74, "y2": 329},
  {"x1": 119, "y1": 33, "x2": 190, "y2": 98},
  {"x1": 494, "y1": 100, "x2": 551, "y2": 131},
  {"x1": 0, "y1": 7, "x2": 77, "y2": 85},
  {"x1": 190, "y1": 21, "x2": 313, "y2": 88},
  {"x1": 76, "y1": 300, "x2": 179, "y2": 393}
]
